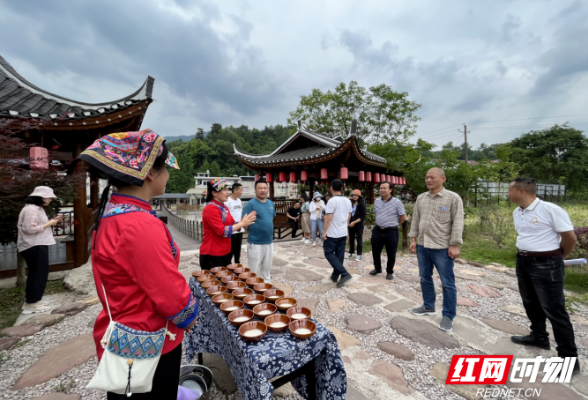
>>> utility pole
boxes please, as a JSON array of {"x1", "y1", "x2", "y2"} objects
[{"x1": 458, "y1": 124, "x2": 470, "y2": 162}]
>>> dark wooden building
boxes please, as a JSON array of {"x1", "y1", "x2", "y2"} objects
[{"x1": 0, "y1": 54, "x2": 154, "y2": 275}]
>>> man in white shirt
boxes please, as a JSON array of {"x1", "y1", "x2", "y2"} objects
[
  {"x1": 226, "y1": 183, "x2": 244, "y2": 264},
  {"x1": 508, "y1": 177, "x2": 579, "y2": 377},
  {"x1": 322, "y1": 179, "x2": 353, "y2": 286}
]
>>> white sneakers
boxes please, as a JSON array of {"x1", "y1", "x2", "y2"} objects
[
  {"x1": 345, "y1": 253, "x2": 352, "y2": 259},
  {"x1": 356, "y1": 255, "x2": 362, "y2": 261},
  {"x1": 304, "y1": 239, "x2": 312, "y2": 244},
  {"x1": 312, "y1": 240, "x2": 317, "y2": 247},
  {"x1": 300, "y1": 237, "x2": 306, "y2": 242},
  {"x1": 22, "y1": 302, "x2": 51, "y2": 314}
]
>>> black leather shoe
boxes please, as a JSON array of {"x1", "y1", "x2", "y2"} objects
[
  {"x1": 386, "y1": 273, "x2": 394, "y2": 280},
  {"x1": 331, "y1": 275, "x2": 338, "y2": 283},
  {"x1": 511, "y1": 335, "x2": 550, "y2": 350},
  {"x1": 337, "y1": 274, "x2": 352, "y2": 287},
  {"x1": 369, "y1": 269, "x2": 382, "y2": 276}
]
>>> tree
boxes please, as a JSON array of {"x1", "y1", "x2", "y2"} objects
[
  {"x1": 506, "y1": 124, "x2": 588, "y2": 192},
  {"x1": 288, "y1": 81, "x2": 421, "y2": 144},
  {"x1": 196, "y1": 128, "x2": 205, "y2": 140}
]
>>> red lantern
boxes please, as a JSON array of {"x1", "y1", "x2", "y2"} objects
[
  {"x1": 392, "y1": 176, "x2": 397, "y2": 185},
  {"x1": 374, "y1": 173, "x2": 380, "y2": 183},
  {"x1": 301, "y1": 171, "x2": 308, "y2": 181},
  {"x1": 340, "y1": 167, "x2": 348, "y2": 180},
  {"x1": 266, "y1": 173, "x2": 273, "y2": 182},
  {"x1": 30, "y1": 147, "x2": 48, "y2": 171},
  {"x1": 290, "y1": 172, "x2": 296, "y2": 182},
  {"x1": 279, "y1": 172, "x2": 286, "y2": 182},
  {"x1": 254, "y1": 174, "x2": 260, "y2": 181},
  {"x1": 320, "y1": 168, "x2": 328, "y2": 180},
  {"x1": 402, "y1": 177, "x2": 406, "y2": 185},
  {"x1": 358, "y1": 171, "x2": 365, "y2": 182},
  {"x1": 366, "y1": 172, "x2": 372, "y2": 182}
]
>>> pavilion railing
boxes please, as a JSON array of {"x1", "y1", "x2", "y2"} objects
[{"x1": 163, "y1": 205, "x2": 204, "y2": 242}]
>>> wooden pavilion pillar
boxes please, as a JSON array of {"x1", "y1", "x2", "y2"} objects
[
  {"x1": 73, "y1": 145, "x2": 89, "y2": 268},
  {"x1": 270, "y1": 179, "x2": 275, "y2": 201},
  {"x1": 90, "y1": 174, "x2": 99, "y2": 209},
  {"x1": 369, "y1": 182, "x2": 375, "y2": 204}
]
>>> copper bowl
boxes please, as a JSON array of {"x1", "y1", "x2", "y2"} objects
[
  {"x1": 289, "y1": 319, "x2": 316, "y2": 340},
  {"x1": 206, "y1": 285, "x2": 228, "y2": 297},
  {"x1": 221, "y1": 275, "x2": 240, "y2": 284},
  {"x1": 210, "y1": 266, "x2": 227, "y2": 274},
  {"x1": 265, "y1": 314, "x2": 291, "y2": 333},
  {"x1": 216, "y1": 271, "x2": 232, "y2": 279},
  {"x1": 252, "y1": 303, "x2": 277, "y2": 319},
  {"x1": 197, "y1": 274, "x2": 215, "y2": 283},
  {"x1": 253, "y1": 283, "x2": 273, "y2": 294},
  {"x1": 211, "y1": 293, "x2": 233, "y2": 306},
  {"x1": 228, "y1": 309, "x2": 254, "y2": 326},
  {"x1": 232, "y1": 287, "x2": 253, "y2": 299},
  {"x1": 226, "y1": 281, "x2": 247, "y2": 291},
  {"x1": 238, "y1": 321, "x2": 268, "y2": 342},
  {"x1": 192, "y1": 270, "x2": 212, "y2": 278},
  {"x1": 220, "y1": 300, "x2": 244, "y2": 315},
  {"x1": 286, "y1": 306, "x2": 312, "y2": 321},
  {"x1": 201, "y1": 279, "x2": 221, "y2": 289},
  {"x1": 226, "y1": 264, "x2": 239, "y2": 272},
  {"x1": 243, "y1": 294, "x2": 265, "y2": 307},
  {"x1": 263, "y1": 289, "x2": 285, "y2": 303},
  {"x1": 275, "y1": 297, "x2": 298, "y2": 312},
  {"x1": 239, "y1": 272, "x2": 256, "y2": 281},
  {"x1": 234, "y1": 267, "x2": 250, "y2": 275},
  {"x1": 246, "y1": 277, "x2": 264, "y2": 287}
]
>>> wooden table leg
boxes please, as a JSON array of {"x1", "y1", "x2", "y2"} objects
[{"x1": 198, "y1": 352, "x2": 203, "y2": 366}]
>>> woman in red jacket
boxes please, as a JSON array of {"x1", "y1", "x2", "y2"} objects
[
  {"x1": 199, "y1": 178, "x2": 256, "y2": 270},
  {"x1": 72, "y1": 129, "x2": 197, "y2": 399}
]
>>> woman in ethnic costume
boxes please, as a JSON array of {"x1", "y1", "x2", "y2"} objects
[
  {"x1": 199, "y1": 178, "x2": 256, "y2": 270},
  {"x1": 72, "y1": 129, "x2": 198, "y2": 399}
]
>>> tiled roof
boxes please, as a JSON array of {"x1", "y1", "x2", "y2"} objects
[{"x1": 0, "y1": 54, "x2": 154, "y2": 119}]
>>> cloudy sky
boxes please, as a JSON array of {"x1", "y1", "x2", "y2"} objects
[{"x1": 1, "y1": 0, "x2": 587, "y2": 148}]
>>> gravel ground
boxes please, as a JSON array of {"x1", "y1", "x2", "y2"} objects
[{"x1": 1, "y1": 241, "x2": 586, "y2": 400}]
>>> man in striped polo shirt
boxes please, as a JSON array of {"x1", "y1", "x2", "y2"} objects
[{"x1": 369, "y1": 181, "x2": 407, "y2": 280}]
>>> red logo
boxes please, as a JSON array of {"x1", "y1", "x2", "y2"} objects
[{"x1": 446, "y1": 355, "x2": 513, "y2": 385}]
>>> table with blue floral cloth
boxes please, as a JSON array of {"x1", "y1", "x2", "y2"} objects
[{"x1": 184, "y1": 277, "x2": 347, "y2": 400}]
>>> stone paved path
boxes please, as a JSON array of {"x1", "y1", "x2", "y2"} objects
[{"x1": 0, "y1": 241, "x2": 587, "y2": 399}]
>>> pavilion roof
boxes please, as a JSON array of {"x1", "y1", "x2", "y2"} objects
[
  {"x1": 0, "y1": 54, "x2": 153, "y2": 119},
  {"x1": 233, "y1": 123, "x2": 386, "y2": 166}
]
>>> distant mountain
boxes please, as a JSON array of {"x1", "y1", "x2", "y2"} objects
[{"x1": 162, "y1": 135, "x2": 195, "y2": 143}]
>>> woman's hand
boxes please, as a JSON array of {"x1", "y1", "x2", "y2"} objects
[
  {"x1": 241, "y1": 212, "x2": 257, "y2": 227},
  {"x1": 44, "y1": 216, "x2": 62, "y2": 228},
  {"x1": 185, "y1": 317, "x2": 198, "y2": 332}
]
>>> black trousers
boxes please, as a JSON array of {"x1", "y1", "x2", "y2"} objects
[
  {"x1": 371, "y1": 227, "x2": 399, "y2": 274},
  {"x1": 289, "y1": 220, "x2": 298, "y2": 238},
  {"x1": 199, "y1": 253, "x2": 232, "y2": 270},
  {"x1": 516, "y1": 254, "x2": 578, "y2": 357},
  {"x1": 107, "y1": 343, "x2": 182, "y2": 400},
  {"x1": 20, "y1": 245, "x2": 49, "y2": 304},
  {"x1": 231, "y1": 232, "x2": 243, "y2": 264},
  {"x1": 348, "y1": 224, "x2": 364, "y2": 255}
]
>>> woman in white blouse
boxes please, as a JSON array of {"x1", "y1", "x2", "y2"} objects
[
  {"x1": 308, "y1": 191, "x2": 326, "y2": 247},
  {"x1": 17, "y1": 186, "x2": 62, "y2": 314}
]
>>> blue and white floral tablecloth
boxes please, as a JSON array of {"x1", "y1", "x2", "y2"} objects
[{"x1": 185, "y1": 277, "x2": 347, "y2": 400}]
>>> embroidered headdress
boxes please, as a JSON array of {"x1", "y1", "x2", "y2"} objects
[
  {"x1": 72, "y1": 129, "x2": 179, "y2": 187},
  {"x1": 210, "y1": 178, "x2": 229, "y2": 191}
]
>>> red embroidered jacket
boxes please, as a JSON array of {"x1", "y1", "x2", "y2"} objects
[
  {"x1": 199, "y1": 200, "x2": 235, "y2": 256},
  {"x1": 91, "y1": 194, "x2": 197, "y2": 359}
]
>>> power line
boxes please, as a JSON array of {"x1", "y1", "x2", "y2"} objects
[{"x1": 419, "y1": 124, "x2": 462, "y2": 136}]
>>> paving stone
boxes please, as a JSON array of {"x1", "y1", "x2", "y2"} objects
[
  {"x1": 273, "y1": 257, "x2": 289, "y2": 267},
  {"x1": 574, "y1": 376, "x2": 588, "y2": 397},
  {"x1": 284, "y1": 268, "x2": 324, "y2": 281},
  {"x1": 327, "y1": 298, "x2": 352, "y2": 312},
  {"x1": 570, "y1": 315, "x2": 588, "y2": 325},
  {"x1": 305, "y1": 259, "x2": 329, "y2": 268},
  {"x1": 0, "y1": 337, "x2": 20, "y2": 350},
  {"x1": 430, "y1": 362, "x2": 487, "y2": 400},
  {"x1": 368, "y1": 360, "x2": 413, "y2": 394},
  {"x1": 505, "y1": 269, "x2": 517, "y2": 278},
  {"x1": 327, "y1": 326, "x2": 360, "y2": 350},
  {"x1": 484, "y1": 265, "x2": 508, "y2": 273},
  {"x1": 302, "y1": 282, "x2": 337, "y2": 294},
  {"x1": 293, "y1": 263, "x2": 306, "y2": 269},
  {"x1": 390, "y1": 316, "x2": 460, "y2": 349},
  {"x1": 359, "y1": 275, "x2": 393, "y2": 285},
  {"x1": 297, "y1": 298, "x2": 319, "y2": 314},
  {"x1": 30, "y1": 394, "x2": 80, "y2": 400},
  {"x1": 415, "y1": 285, "x2": 441, "y2": 295},
  {"x1": 384, "y1": 299, "x2": 416, "y2": 312},
  {"x1": 51, "y1": 302, "x2": 88, "y2": 316},
  {"x1": 354, "y1": 349, "x2": 371, "y2": 360},
  {"x1": 363, "y1": 264, "x2": 375, "y2": 271},
  {"x1": 395, "y1": 288, "x2": 426, "y2": 304},
  {"x1": 1, "y1": 324, "x2": 44, "y2": 337},
  {"x1": 481, "y1": 318, "x2": 528, "y2": 335},
  {"x1": 507, "y1": 285, "x2": 520, "y2": 293},
  {"x1": 13, "y1": 333, "x2": 96, "y2": 389},
  {"x1": 346, "y1": 314, "x2": 382, "y2": 334},
  {"x1": 366, "y1": 285, "x2": 389, "y2": 294},
  {"x1": 317, "y1": 253, "x2": 326, "y2": 260},
  {"x1": 395, "y1": 273, "x2": 421, "y2": 283},
  {"x1": 347, "y1": 267, "x2": 361, "y2": 275},
  {"x1": 455, "y1": 258, "x2": 468, "y2": 264},
  {"x1": 87, "y1": 319, "x2": 95, "y2": 328},
  {"x1": 201, "y1": 353, "x2": 238, "y2": 395},
  {"x1": 342, "y1": 356, "x2": 352, "y2": 364},
  {"x1": 487, "y1": 283, "x2": 504, "y2": 290},
  {"x1": 500, "y1": 305, "x2": 528, "y2": 318},
  {"x1": 346, "y1": 384, "x2": 368, "y2": 400},
  {"x1": 377, "y1": 342, "x2": 415, "y2": 361},
  {"x1": 348, "y1": 293, "x2": 382, "y2": 306},
  {"x1": 467, "y1": 284, "x2": 503, "y2": 298},
  {"x1": 345, "y1": 283, "x2": 365, "y2": 290},
  {"x1": 270, "y1": 268, "x2": 284, "y2": 275},
  {"x1": 485, "y1": 276, "x2": 506, "y2": 285},
  {"x1": 460, "y1": 269, "x2": 486, "y2": 276},
  {"x1": 457, "y1": 297, "x2": 478, "y2": 307},
  {"x1": 455, "y1": 274, "x2": 479, "y2": 281},
  {"x1": 272, "y1": 282, "x2": 293, "y2": 296},
  {"x1": 469, "y1": 261, "x2": 485, "y2": 268},
  {"x1": 347, "y1": 261, "x2": 360, "y2": 268},
  {"x1": 81, "y1": 296, "x2": 100, "y2": 305},
  {"x1": 16, "y1": 314, "x2": 65, "y2": 328}
]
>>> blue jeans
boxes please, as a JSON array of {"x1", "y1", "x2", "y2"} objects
[
  {"x1": 324, "y1": 236, "x2": 348, "y2": 279},
  {"x1": 416, "y1": 245, "x2": 457, "y2": 320},
  {"x1": 311, "y1": 218, "x2": 324, "y2": 242}
]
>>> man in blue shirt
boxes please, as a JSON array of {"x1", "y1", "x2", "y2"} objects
[{"x1": 243, "y1": 180, "x2": 276, "y2": 282}]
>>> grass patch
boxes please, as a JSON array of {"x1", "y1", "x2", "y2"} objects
[
  {"x1": 564, "y1": 266, "x2": 588, "y2": 295},
  {"x1": 45, "y1": 279, "x2": 67, "y2": 296},
  {"x1": 13, "y1": 339, "x2": 30, "y2": 348}
]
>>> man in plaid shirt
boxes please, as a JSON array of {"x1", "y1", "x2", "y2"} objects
[{"x1": 408, "y1": 167, "x2": 464, "y2": 332}]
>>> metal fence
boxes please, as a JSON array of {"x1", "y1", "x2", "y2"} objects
[
  {"x1": 473, "y1": 181, "x2": 567, "y2": 206},
  {"x1": 54, "y1": 208, "x2": 75, "y2": 236},
  {"x1": 163, "y1": 206, "x2": 204, "y2": 241}
]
